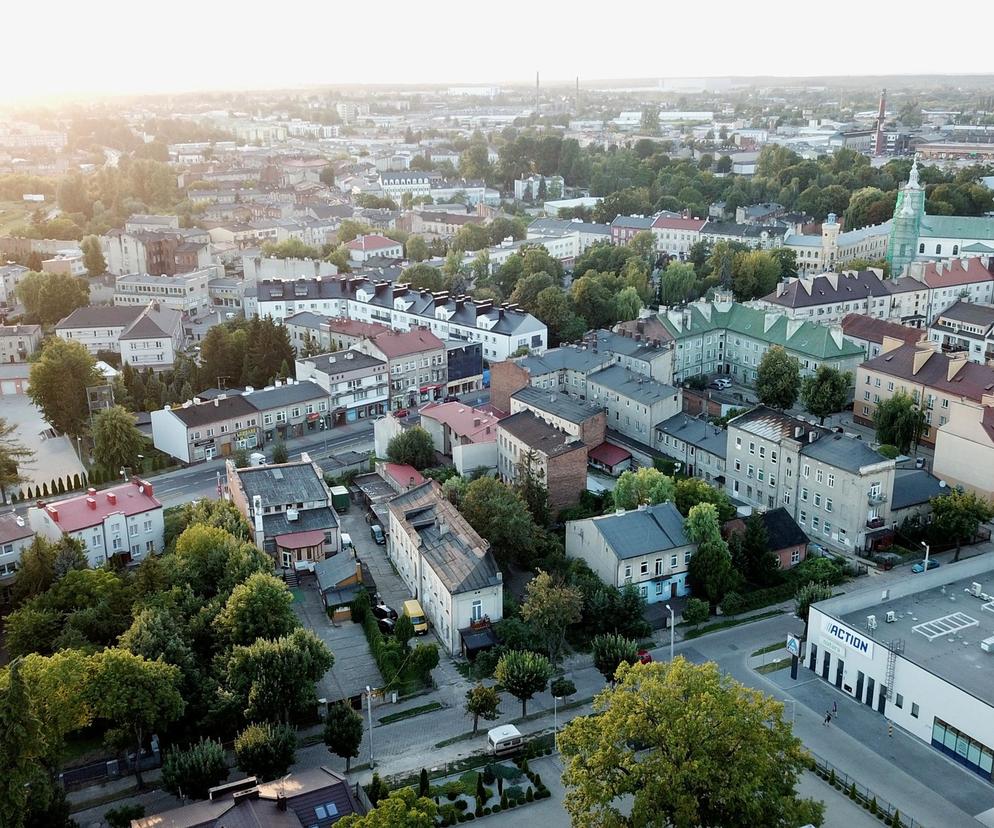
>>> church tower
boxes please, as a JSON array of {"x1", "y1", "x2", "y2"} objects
[{"x1": 886, "y1": 159, "x2": 925, "y2": 275}]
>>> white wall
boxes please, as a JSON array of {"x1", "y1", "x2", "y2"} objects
[
  {"x1": 151, "y1": 409, "x2": 192, "y2": 463},
  {"x1": 453, "y1": 441, "x2": 497, "y2": 476},
  {"x1": 373, "y1": 413, "x2": 404, "y2": 459}
]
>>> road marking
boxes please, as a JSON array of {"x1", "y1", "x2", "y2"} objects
[{"x1": 974, "y1": 807, "x2": 994, "y2": 827}]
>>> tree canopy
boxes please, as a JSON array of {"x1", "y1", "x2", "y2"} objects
[
  {"x1": 612, "y1": 467, "x2": 675, "y2": 510},
  {"x1": 756, "y1": 347, "x2": 800, "y2": 410},
  {"x1": 872, "y1": 391, "x2": 926, "y2": 454},
  {"x1": 801, "y1": 366, "x2": 851, "y2": 424},
  {"x1": 28, "y1": 338, "x2": 101, "y2": 437},
  {"x1": 386, "y1": 426, "x2": 436, "y2": 470}
]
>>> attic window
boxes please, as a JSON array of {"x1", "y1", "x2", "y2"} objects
[{"x1": 315, "y1": 803, "x2": 339, "y2": 819}]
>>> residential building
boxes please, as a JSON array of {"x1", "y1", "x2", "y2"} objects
[
  {"x1": 0, "y1": 264, "x2": 28, "y2": 309},
  {"x1": 514, "y1": 174, "x2": 564, "y2": 202},
  {"x1": 654, "y1": 412, "x2": 728, "y2": 484},
  {"x1": 934, "y1": 394, "x2": 994, "y2": 498},
  {"x1": 565, "y1": 502, "x2": 695, "y2": 603},
  {"x1": 41, "y1": 250, "x2": 86, "y2": 277},
  {"x1": 927, "y1": 300, "x2": 994, "y2": 365},
  {"x1": 345, "y1": 234, "x2": 403, "y2": 264},
  {"x1": 757, "y1": 269, "x2": 894, "y2": 323},
  {"x1": 855, "y1": 339, "x2": 994, "y2": 446},
  {"x1": 840, "y1": 313, "x2": 926, "y2": 360},
  {"x1": 208, "y1": 277, "x2": 246, "y2": 314},
  {"x1": 251, "y1": 277, "x2": 547, "y2": 362},
  {"x1": 114, "y1": 268, "x2": 216, "y2": 318},
  {"x1": 285, "y1": 313, "x2": 390, "y2": 355},
  {"x1": 783, "y1": 214, "x2": 892, "y2": 276},
  {"x1": 56, "y1": 303, "x2": 183, "y2": 369},
  {"x1": 509, "y1": 385, "x2": 606, "y2": 448},
  {"x1": 490, "y1": 347, "x2": 613, "y2": 411},
  {"x1": 658, "y1": 295, "x2": 865, "y2": 385},
  {"x1": 526, "y1": 218, "x2": 611, "y2": 254},
  {"x1": 28, "y1": 480, "x2": 163, "y2": 568},
  {"x1": 244, "y1": 380, "x2": 332, "y2": 444},
  {"x1": 725, "y1": 406, "x2": 896, "y2": 553},
  {"x1": 610, "y1": 215, "x2": 655, "y2": 245},
  {"x1": 102, "y1": 227, "x2": 212, "y2": 277},
  {"x1": 651, "y1": 216, "x2": 707, "y2": 258},
  {"x1": 354, "y1": 328, "x2": 447, "y2": 410},
  {"x1": 445, "y1": 340, "x2": 483, "y2": 396},
  {"x1": 497, "y1": 410, "x2": 588, "y2": 515},
  {"x1": 241, "y1": 254, "x2": 338, "y2": 284},
  {"x1": 0, "y1": 324, "x2": 42, "y2": 363},
  {"x1": 701, "y1": 221, "x2": 786, "y2": 250},
  {"x1": 889, "y1": 468, "x2": 947, "y2": 527},
  {"x1": 0, "y1": 513, "x2": 35, "y2": 601},
  {"x1": 132, "y1": 766, "x2": 366, "y2": 828},
  {"x1": 420, "y1": 401, "x2": 500, "y2": 474},
  {"x1": 295, "y1": 350, "x2": 388, "y2": 424},
  {"x1": 902, "y1": 257, "x2": 994, "y2": 324},
  {"x1": 387, "y1": 481, "x2": 503, "y2": 655},
  {"x1": 227, "y1": 456, "x2": 340, "y2": 568},
  {"x1": 724, "y1": 507, "x2": 809, "y2": 569},
  {"x1": 585, "y1": 365, "x2": 681, "y2": 445}
]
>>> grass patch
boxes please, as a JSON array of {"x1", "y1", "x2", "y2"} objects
[
  {"x1": 683, "y1": 609, "x2": 784, "y2": 639},
  {"x1": 755, "y1": 656, "x2": 793, "y2": 674},
  {"x1": 751, "y1": 641, "x2": 785, "y2": 657},
  {"x1": 378, "y1": 701, "x2": 443, "y2": 726}
]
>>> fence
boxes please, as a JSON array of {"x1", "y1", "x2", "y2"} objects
[{"x1": 808, "y1": 749, "x2": 923, "y2": 828}]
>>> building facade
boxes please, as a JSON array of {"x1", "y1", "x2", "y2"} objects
[{"x1": 294, "y1": 350, "x2": 389, "y2": 424}]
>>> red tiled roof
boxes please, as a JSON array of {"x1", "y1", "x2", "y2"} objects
[
  {"x1": 384, "y1": 463, "x2": 426, "y2": 488},
  {"x1": 651, "y1": 216, "x2": 708, "y2": 231},
  {"x1": 40, "y1": 481, "x2": 160, "y2": 533},
  {"x1": 274, "y1": 529, "x2": 326, "y2": 549},
  {"x1": 922, "y1": 257, "x2": 994, "y2": 289},
  {"x1": 345, "y1": 234, "x2": 399, "y2": 251},
  {"x1": 589, "y1": 442, "x2": 631, "y2": 466},
  {"x1": 324, "y1": 317, "x2": 391, "y2": 338},
  {"x1": 372, "y1": 328, "x2": 444, "y2": 357},
  {"x1": 863, "y1": 343, "x2": 994, "y2": 403},
  {"x1": 840, "y1": 313, "x2": 925, "y2": 347}
]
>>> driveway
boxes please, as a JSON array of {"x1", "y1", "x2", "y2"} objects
[{"x1": 291, "y1": 577, "x2": 381, "y2": 704}]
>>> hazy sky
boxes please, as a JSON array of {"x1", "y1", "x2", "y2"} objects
[{"x1": 5, "y1": 0, "x2": 993, "y2": 102}]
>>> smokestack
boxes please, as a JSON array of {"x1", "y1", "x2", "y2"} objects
[{"x1": 874, "y1": 88, "x2": 887, "y2": 156}]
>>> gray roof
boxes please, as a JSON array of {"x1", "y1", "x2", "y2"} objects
[
  {"x1": 729, "y1": 405, "x2": 824, "y2": 444},
  {"x1": 932, "y1": 300, "x2": 994, "y2": 331},
  {"x1": 497, "y1": 411, "x2": 586, "y2": 458},
  {"x1": 591, "y1": 502, "x2": 691, "y2": 560},
  {"x1": 243, "y1": 380, "x2": 327, "y2": 410},
  {"x1": 528, "y1": 218, "x2": 611, "y2": 236},
  {"x1": 512, "y1": 385, "x2": 602, "y2": 425},
  {"x1": 611, "y1": 215, "x2": 655, "y2": 229},
  {"x1": 587, "y1": 364, "x2": 679, "y2": 406},
  {"x1": 300, "y1": 351, "x2": 385, "y2": 374},
  {"x1": 170, "y1": 394, "x2": 258, "y2": 427},
  {"x1": 800, "y1": 432, "x2": 891, "y2": 474},
  {"x1": 284, "y1": 311, "x2": 327, "y2": 331},
  {"x1": 236, "y1": 461, "x2": 328, "y2": 506},
  {"x1": 262, "y1": 505, "x2": 338, "y2": 538},
  {"x1": 891, "y1": 469, "x2": 945, "y2": 510},
  {"x1": 763, "y1": 270, "x2": 891, "y2": 310},
  {"x1": 655, "y1": 413, "x2": 728, "y2": 459},
  {"x1": 315, "y1": 553, "x2": 360, "y2": 592},
  {"x1": 56, "y1": 305, "x2": 143, "y2": 330},
  {"x1": 516, "y1": 347, "x2": 609, "y2": 376}
]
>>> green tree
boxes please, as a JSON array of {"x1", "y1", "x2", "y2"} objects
[
  {"x1": 92, "y1": 406, "x2": 145, "y2": 475},
  {"x1": 459, "y1": 477, "x2": 535, "y2": 566},
  {"x1": 406, "y1": 235, "x2": 429, "y2": 262},
  {"x1": 11, "y1": 537, "x2": 56, "y2": 605},
  {"x1": 401, "y1": 263, "x2": 446, "y2": 292},
  {"x1": 451, "y1": 223, "x2": 491, "y2": 253},
  {"x1": 161, "y1": 739, "x2": 229, "y2": 800},
  {"x1": 591, "y1": 633, "x2": 639, "y2": 684},
  {"x1": 509, "y1": 272, "x2": 555, "y2": 313},
  {"x1": 756, "y1": 346, "x2": 800, "y2": 410},
  {"x1": 336, "y1": 787, "x2": 436, "y2": 828},
  {"x1": 15, "y1": 271, "x2": 90, "y2": 326},
  {"x1": 493, "y1": 650, "x2": 552, "y2": 716},
  {"x1": 234, "y1": 722, "x2": 297, "y2": 781},
  {"x1": 931, "y1": 489, "x2": 994, "y2": 560},
  {"x1": 80, "y1": 235, "x2": 107, "y2": 277},
  {"x1": 28, "y1": 338, "x2": 101, "y2": 437},
  {"x1": 658, "y1": 261, "x2": 697, "y2": 306},
  {"x1": 0, "y1": 659, "x2": 47, "y2": 828},
  {"x1": 0, "y1": 417, "x2": 32, "y2": 505},
  {"x1": 795, "y1": 581, "x2": 834, "y2": 638},
  {"x1": 801, "y1": 366, "x2": 851, "y2": 424},
  {"x1": 615, "y1": 286, "x2": 643, "y2": 322},
  {"x1": 216, "y1": 572, "x2": 299, "y2": 646},
  {"x1": 550, "y1": 677, "x2": 577, "y2": 700},
  {"x1": 270, "y1": 439, "x2": 289, "y2": 464},
  {"x1": 872, "y1": 391, "x2": 927, "y2": 454},
  {"x1": 559, "y1": 659, "x2": 823, "y2": 828},
  {"x1": 323, "y1": 703, "x2": 364, "y2": 772},
  {"x1": 520, "y1": 570, "x2": 583, "y2": 665},
  {"x1": 683, "y1": 597, "x2": 709, "y2": 626},
  {"x1": 393, "y1": 613, "x2": 415, "y2": 645},
  {"x1": 386, "y1": 426, "x2": 435, "y2": 470},
  {"x1": 612, "y1": 467, "x2": 674, "y2": 510},
  {"x1": 738, "y1": 512, "x2": 779, "y2": 586},
  {"x1": 260, "y1": 238, "x2": 323, "y2": 260},
  {"x1": 673, "y1": 477, "x2": 736, "y2": 521},
  {"x1": 88, "y1": 649, "x2": 185, "y2": 788},
  {"x1": 513, "y1": 448, "x2": 549, "y2": 525},
  {"x1": 464, "y1": 683, "x2": 501, "y2": 733},
  {"x1": 685, "y1": 503, "x2": 735, "y2": 610}
]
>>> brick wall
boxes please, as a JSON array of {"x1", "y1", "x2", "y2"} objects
[
  {"x1": 490, "y1": 360, "x2": 530, "y2": 413},
  {"x1": 579, "y1": 411, "x2": 607, "y2": 448},
  {"x1": 547, "y1": 445, "x2": 589, "y2": 517}
]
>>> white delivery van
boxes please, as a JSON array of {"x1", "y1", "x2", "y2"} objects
[{"x1": 487, "y1": 724, "x2": 523, "y2": 757}]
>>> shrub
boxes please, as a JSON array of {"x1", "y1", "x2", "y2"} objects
[
  {"x1": 870, "y1": 797, "x2": 878, "y2": 814},
  {"x1": 447, "y1": 790, "x2": 460, "y2": 802},
  {"x1": 492, "y1": 804, "x2": 501, "y2": 813},
  {"x1": 105, "y1": 805, "x2": 146, "y2": 828},
  {"x1": 891, "y1": 809, "x2": 902, "y2": 827},
  {"x1": 683, "y1": 597, "x2": 709, "y2": 626},
  {"x1": 455, "y1": 799, "x2": 468, "y2": 811},
  {"x1": 161, "y1": 738, "x2": 229, "y2": 800},
  {"x1": 234, "y1": 723, "x2": 297, "y2": 782},
  {"x1": 482, "y1": 765, "x2": 496, "y2": 785},
  {"x1": 500, "y1": 792, "x2": 508, "y2": 808},
  {"x1": 366, "y1": 772, "x2": 390, "y2": 806},
  {"x1": 849, "y1": 782, "x2": 857, "y2": 800},
  {"x1": 828, "y1": 769, "x2": 836, "y2": 786},
  {"x1": 484, "y1": 807, "x2": 492, "y2": 815},
  {"x1": 419, "y1": 768, "x2": 430, "y2": 797},
  {"x1": 526, "y1": 787, "x2": 534, "y2": 802},
  {"x1": 720, "y1": 591, "x2": 746, "y2": 616}
]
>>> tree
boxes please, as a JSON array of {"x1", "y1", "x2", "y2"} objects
[
  {"x1": 591, "y1": 633, "x2": 639, "y2": 684},
  {"x1": 513, "y1": 448, "x2": 549, "y2": 525},
  {"x1": 459, "y1": 477, "x2": 535, "y2": 566},
  {"x1": 795, "y1": 581, "x2": 834, "y2": 638},
  {"x1": 685, "y1": 503, "x2": 735, "y2": 610},
  {"x1": 92, "y1": 406, "x2": 145, "y2": 475},
  {"x1": 270, "y1": 439, "x2": 289, "y2": 464},
  {"x1": 336, "y1": 787, "x2": 436, "y2": 828},
  {"x1": 234, "y1": 723, "x2": 297, "y2": 782},
  {"x1": 559, "y1": 659, "x2": 823, "y2": 828},
  {"x1": 509, "y1": 272, "x2": 555, "y2": 313},
  {"x1": 801, "y1": 367, "x2": 851, "y2": 424},
  {"x1": 615, "y1": 286, "x2": 643, "y2": 322},
  {"x1": 28, "y1": 338, "x2": 101, "y2": 437},
  {"x1": 161, "y1": 739, "x2": 229, "y2": 800},
  {"x1": 0, "y1": 417, "x2": 32, "y2": 504},
  {"x1": 451, "y1": 223, "x2": 491, "y2": 254},
  {"x1": 738, "y1": 512, "x2": 779, "y2": 586},
  {"x1": 406, "y1": 235, "x2": 429, "y2": 262},
  {"x1": 401, "y1": 263, "x2": 446, "y2": 292},
  {"x1": 931, "y1": 489, "x2": 994, "y2": 560},
  {"x1": 658, "y1": 261, "x2": 697, "y2": 306},
  {"x1": 11, "y1": 537, "x2": 56, "y2": 605},
  {"x1": 323, "y1": 703, "x2": 364, "y2": 772},
  {"x1": 550, "y1": 677, "x2": 577, "y2": 700},
  {"x1": 260, "y1": 238, "x2": 322, "y2": 260},
  {"x1": 493, "y1": 650, "x2": 552, "y2": 716},
  {"x1": 464, "y1": 684, "x2": 500, "y2": 734},
  {"x1": 0, "y1": 660, "x2": 47, "y2": 828},
  {"x1": 683, "y1": 597, "x2": 709, "y2": 626},
  {"x1": 872, "y1": 392, "x2": 927, "y2": 454},
  {"x1": 756, "y1": 346, "x2": 800, "y2": 410},
  {"x1": 80, "y1": 235, "x2": 106, "y2": 277},
  {"x1": 87, "y1": 649, "x2": 185, "y2": 788},
  {"x1": 673, "y1": 477, "x2": 736, "y2": 521},
  {"x1": 612, "y1": 467, "x2": 674, "y2": 510},
  {"x1": 386, "y1": 427, "x2": 435, "y2": 470},
  {"x1": 216, "y1": 572, "x2": 299, "y2": 646},
  {"x1": 715, "y1": 155, "x2": 733, "y2": 174},
  {"x1": 15, "y1": 271, "x2": 89, "y2": 326},
  {"x1": 520, "y1": 570, "x2": 583, "y2": 665}
]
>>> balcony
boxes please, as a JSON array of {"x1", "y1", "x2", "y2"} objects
[
  {"x1": 868, "y1": 491, "x2": 887, "y2": 506},
  {"x1": 866, "y1": 516, "x2": 885, "y2": 529}
]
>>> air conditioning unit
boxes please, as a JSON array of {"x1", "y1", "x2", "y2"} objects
[
  {"x1": 885, "y1": 611, "x2": 896, "y2": 623},
  {"x1": 867, "y1": 614, "x2": 877, "y2": 631},
  {"x1": 971, "y1": 582, "x2": 983, "y2": 597},
  {"x1": 286, "y1": 508, "x2": 299, "y2": 522}
]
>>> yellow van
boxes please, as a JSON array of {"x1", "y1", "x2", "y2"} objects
[{"x1": 403, "y1": 599, "x2": 429, "y2": 635}]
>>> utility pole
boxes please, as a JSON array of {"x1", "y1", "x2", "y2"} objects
[
  {"x1": 666, "y1": 604, "x2": 675, "y2": 661},
  {"x1": 365, "y1": 686, "x2": 375, "y2": 766}
]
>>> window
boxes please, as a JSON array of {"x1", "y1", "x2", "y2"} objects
[
  {"x1": 895, "y1": 694, "x2": 903, "y2": 709},
  {"x1": 749, "y1": 441, "x2": 755, "y2": 455},
  {"x1": 129, "y1": 524, "x2": 138, "y2": 536},
  {"x1": 825, "y1": 498, "x2": 833, "y2": 512},
  {"x1": 735, "y1": 437, "x2": 742, "y2": 449},
  {"x1": 813, "y1": 493, "x2": 821, "y2": 507},
  {"x1": 684, "y1": 550, "x2": 692, "y2": 564},
  {"x1": 911, "y1": 703, "x2": 919, "y2": 719},
  {"x1": 655, "y1": 558, "x2": 662, "y2": 576},
  {"x1": 747, "y1": 464, "x2": 754, "y2": 478},
  {"x1": 670, "y1": 554, "x2": 678, "y2": 567},
  {"x1": 640, "y1": 561, "x2": 649, "y2": 575},
  {"x1": 812, "y1": 515, "x2": 820, "y2": 530},
  {"x1": 864, "y1": 390, "x2": 871, "y2": 400},
  {"x1": 802, "y1": 464, "x2": 810, "y2": 478},
  {"x1": 827, "y1": 473, "x2": 834, "y2": 488},
  {"x1": 783, "y1": 490, "x2": 791, "y2": 505},
  {"x1": 816, "y1": 469, "x2": 824, "y2": 484},
  {"x1": 624, "y1": 565, "x2": 632, "y2": 579},
  {"x1": 734, "y1": 459, "x2": 741, "y2": 471},
  {"x1": 759, "y1": 446, "x2": 765, "y2": 458},
  {"x1": 757, "y1": 468, "x2": 764, "y2": 482},
  {"x1": 771, "y1": 450, "x2": 778, "y2": 464},
  {"x1": 790, "y1": 549, "x2": 800, "y2": 565},
  {"x1": 799, "y1": 510, "x2": 807, "y2": 525},
  {"x1": 655, "y1": 582, "x2": 664, "y2": 595},
  {"x1": 823, "y1": 521, "x2": 831, "y2": 536},
  {"x1": 471, "y1": 600, "x2": 483, "y2": 622},
  {"x1": 800, "y1": 487, "x2": 808, "y2": 502},
  {"x1": 314, "y1": 803, "x2": 339, "y2": 820}
]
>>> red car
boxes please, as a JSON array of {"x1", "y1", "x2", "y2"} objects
[
  {"x1": 394, "y1": 408, "x2": 410, "y2": 418},
  {"x1": 637, "y1": 649, "x2": 653, "y2": 664}
]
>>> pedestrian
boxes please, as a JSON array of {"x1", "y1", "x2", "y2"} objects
[
  {"x1": 823, "y1": 711, "x2": 832, "y2": 726},
  {"x1": 832, "y1": 700, "x2": 838, "y2": 717}
]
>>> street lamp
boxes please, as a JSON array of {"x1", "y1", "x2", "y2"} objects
[
  {"x1": 365, "y1": 686, "x2": 375, "y2": 767},
  {"x1": 553, "y1": 693, "x2": 562, "y2": 752},
  {"x1": 921, "y1": 540, "x2": 931, "y2": 570},
  {"x1": 665, "y1": 604, "x2": 675, "y2": 662}
]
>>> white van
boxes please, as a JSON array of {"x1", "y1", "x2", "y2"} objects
[
  {"x1": 487, "y1": 724, "x2": 523, "y2": 757},
  {"x1": 249, "y1": 452, "x2": 266, "y2": 467}
]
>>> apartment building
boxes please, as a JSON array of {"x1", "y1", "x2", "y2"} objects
[
  {"x1": 345, "y1": 234, "x2": 404, "y2": 264},
  {"x1": 284, "y1": 313, "x2": 391, "y2": 355},
  {"x1": 757, "y1": 269, "x2": 894, "y2": 323},
  {"x1": 387, "y1": 481, "x2": 503, "y2": 655},
  {"x1": 0, "y1": 513, "x2": 36, "y2": 600},
  {"x1": 102, "y1": 227, "x2": 212, "y2": 276},
  {"x1": 840, "y1": 313, "x2": 926, "y2": 360},
  {"x1": 651, "y1": 216, "x2": 707, "y2": 258},
  {"x1": 933, "y1": 397, "x2": 994, "y2": 499},
  {"x1": 114, "y1": 268, "x2": 217, "y2": 318},
  {"x1": 294, "y1": 350, "x2": 388, "y2": 424},
  {"x1": 444, "y1": 340, "x2": 484, "y2": 396},
  {"x1": 508, "y1": 385, "x2": 607, "y2": 448},
  {"x1": 28, "y1": 480, "x2": 163, "y2": 568},
  {"x1": 585, "y1": 365, "x2": 681, "y2": 445},
  {"x1": 783, "y1": 215, "x2": 892, "y2": 276},
  {"x1": 927, "y1": 301, "x2": 994, "y2": 365},
  {"x1": 526, "y1": 218, "x2": 611, "y2": 255},
  {"x1": 654, "y1": 412, "x2": 728, "y2": 484},
  {"x1": 497, "y1": 410, "x2": 588, "y2": 516},
  {"x1": 0, "y1": 324, "x2": 42, "y2": 363},
  {"x1": 354, "y1": 328, "x2": 447, "y2": 411},
  {"x1": 0, "y1": 264, "x2": 28, "y2": 309},
  {"x1": 56, "y1": 303, "x2": 183, "y2": 369}
]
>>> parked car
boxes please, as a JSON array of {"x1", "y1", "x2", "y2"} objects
[
  {"x1": 709, "y1": 377, "x2": 732, "y2": 390},
  {"x1": 394, "y1": 408, "x2": 410, "y2": 418},
  {"x1": 377, "y1": 617, "x2": 396, "y2": 635},
  {"x1": 911, "y1": 559, "x2": 940, "y2": 573},
  {"x1": 370, "y1": 524, "x2": 385, "y2": 545},
  {"x1": 372, "y1": 602, "x2": 398, "y2": 621}
]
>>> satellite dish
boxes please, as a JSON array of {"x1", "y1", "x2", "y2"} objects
[{"x1": 939, "y1": 480, "x2": 947, "y2": 488}]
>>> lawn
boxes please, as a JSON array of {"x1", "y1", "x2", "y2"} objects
[
  {"x1": 755, "y1": 656, "x2": 793, "y2": 674},
  {"x1": 377, "y1": 701, "x2": 443, "y2": 726},
  {"x1": 0, "y1": 200, "x2": 32, "y2": 234},
  {"x1": 751, "y1": 641, "x2": 786, "y2": 657}
]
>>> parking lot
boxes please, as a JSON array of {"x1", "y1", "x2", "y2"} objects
[{"x1": 339, "y1": 505, "x2": 412, "y2": 614}]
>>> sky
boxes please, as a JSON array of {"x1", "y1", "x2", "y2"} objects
[{"x1": 4, "y1": 0, "x2": 993, "y2": 103}]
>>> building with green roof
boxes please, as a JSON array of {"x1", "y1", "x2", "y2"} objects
[{"x1": 657, "y1": 295, "x2": 865, "y2": 385}]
